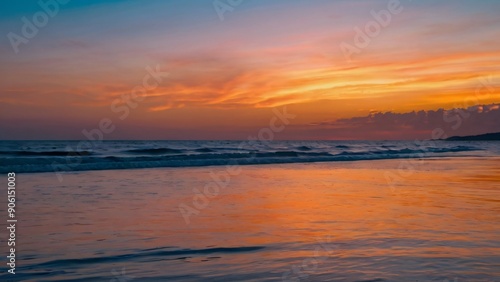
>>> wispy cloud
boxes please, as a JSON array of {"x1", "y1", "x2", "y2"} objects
[{"x1": 1, "y1": 0, "x2": 500, "y2": 139}]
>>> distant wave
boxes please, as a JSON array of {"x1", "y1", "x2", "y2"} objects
[
  {"x1": 335, "y1": 145, "x2": 477, "y2": 156},
  {"x1": 0, "y1": 144, "x2": 484, "y2": 174},
  {"x1": 125, "y1": 148, "x2": 184, "y2": 154},
  {"x1": 195, "y1": 148, "x2": 215, "y2": 153},
  {"x1": 336, "y1": 145, "x2": 350, "y2": 149},
  {"x1": 0, "y1": 150, "x2": 94, "y2": 156}
]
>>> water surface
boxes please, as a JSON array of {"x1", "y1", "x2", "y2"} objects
[{"x1": 0, "y1": 156, "x2": 498, "y2": 281}]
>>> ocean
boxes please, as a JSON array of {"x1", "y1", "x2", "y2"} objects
[
  {"x1": 1, "y1": 140, "x2": 499, "y2": 174},
  {"x1": 0, "y1": 141, "x2": 499, "y2": 281}
]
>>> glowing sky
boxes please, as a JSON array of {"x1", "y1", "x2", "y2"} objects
[{"x1": 0, "y1": 0, "x2": 499, "y2": 139}]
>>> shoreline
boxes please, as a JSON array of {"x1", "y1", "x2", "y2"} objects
[{"x1": 14, "y1": 154, "x2": 500, "y2": 177}]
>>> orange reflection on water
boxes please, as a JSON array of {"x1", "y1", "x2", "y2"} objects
[{"x1": 14, "y1": 157, "x2": 500, "y2": 280}]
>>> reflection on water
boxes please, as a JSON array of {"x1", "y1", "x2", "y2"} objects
[{"x1": 0, "y1": 157, "x2": 498, "y2": 281}]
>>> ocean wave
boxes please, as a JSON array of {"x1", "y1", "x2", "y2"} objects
[
  {"x1": 24, "y1": 246, "x2": 265, "y2": 268},
  {"x1": 0, "y1": 145, "x2": 484, "y2": 173},
  {"x1": 125, "y1": 148, "x2": 184, "y2": 154},
  {"x1": 0, "y1": 150, "x2": 94, "y2": 156},
  {"x1": 195, "y1": 148, "x2": 215, "y2": 153}
]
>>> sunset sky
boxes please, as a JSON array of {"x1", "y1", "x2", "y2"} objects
[{"x1": 0, "y1": 0, "x2": 499, "y2": 140}]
